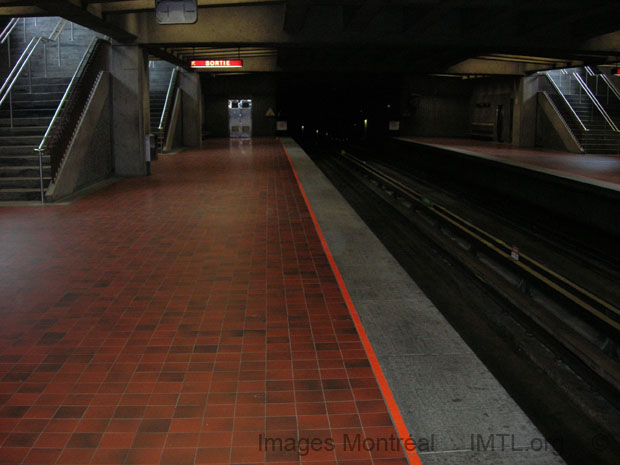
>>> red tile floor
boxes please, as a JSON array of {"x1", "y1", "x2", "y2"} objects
[
  {"x1": 402, "y1": 137, "x2": 620, "y2": 186},
  {"x1": 0, "y1": 139, "x2": 412, "y2": 465}
]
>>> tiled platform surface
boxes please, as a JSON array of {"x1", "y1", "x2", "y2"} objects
[
  {"x1": 0, "y1": 139, "x2": 410, "y2": 465},
  {"x1": 399, "y1": 137, "x2": 620, "y2": 191},
  {"x1": 283, "y1": 138, "x2": 566, "y2": 465}
]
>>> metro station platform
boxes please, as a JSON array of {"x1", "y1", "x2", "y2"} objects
[
  {"x1": 0, "y1": 139, "x2": 564, "y2": 465},
  {"x1": 399, "y1": 137, "x2": 620, "y2": 191}
]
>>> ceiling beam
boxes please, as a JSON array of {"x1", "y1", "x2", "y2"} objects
[
  {"x1": 144, "y1": 45, "x2": 190, "y2": 70},
  {"x1": 94, "y1": 0, "x2": 285, "y2": 14},
  {"x1": 32, "y1": 0, "x2": 136, "y2": 41},
  {"x1": 342, "y1": 1, "x2": 383, "y2": 33}
]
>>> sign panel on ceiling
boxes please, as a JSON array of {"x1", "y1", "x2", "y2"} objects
[{"x1": 156, "y1": 0, "x2": 197, "y2": 24}]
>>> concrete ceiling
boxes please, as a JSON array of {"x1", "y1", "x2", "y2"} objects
[{"x1": 2, "y1": 0, "x2": 620, "y2": 75}]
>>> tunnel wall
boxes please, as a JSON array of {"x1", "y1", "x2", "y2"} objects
[
  {"x1": 469, "y1": 77, "x2": 518, "y2": 143},
  {"x1": 399, "y1": 75, "x2": 520, "y2": 143},
  {"x1": 400, "y1": 76, "x2": 471, "y2": 137},
  {"x1": 201, "y1": 74, "x2": 276, "y2": 138}
]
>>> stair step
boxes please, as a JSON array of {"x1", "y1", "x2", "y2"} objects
[
  {"x1": 12, "y1": 84, "x2": 70, "y2": 93},
  {"x1": 8, "y1": 100, "x2": 62, "y2": 110},
  {"x1": 15, "y1": 76, "x2": 72, "y2": 85},
  {"x1": 12, "y1": 92, "x2": 65, "y2": 102},
  {"x1": 0, "y1": 126, "x2": 47, "y2": 136},
  {"x1": 0, "y1": 109, "x2": 56, "y2": 118},
  {"x1": 0, "y1": 155, "x2": 50, "y2": 166},
  {"x1": 0, "y1": 135, "x2": 43, "y2": 145},
  {"x1": 0, "y1": 166, "x2": 51, "y2": 177},
  {"x1": 0, "y1": 117, "x2": 52, "y2": 127},
  {"x1": 0, "y1": 176, "x2": 51, "y2": 188},
  {"x1": 0, "y1": 145, "x2": 38, "y2": 155},
  {"x1": 0, "y1": 189, "x2": 45, "y2": 201}
]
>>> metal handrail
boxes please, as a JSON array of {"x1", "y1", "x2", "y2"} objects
[
  {"x1": 544, "y1": 72, "x2": 588, "y2": 132},
  {"x1": 36, "y1": 37, "x2": 98, "y2": 153},
  {"x1": 48, "y1": 19, "x2": 67, "y2": 41},
  {"x1": 0, "y1": 36, "x2": 41, "y2": 105},
  {"x1": 0, "y1": 18, "x2": 19, "y2": 43},
  {"x1": 587, "y1": 66, "x2": 620, "y2": 103},
  {"x1": 573, "y1": 72, "x2": 620, "y2": 132},
  {"x1": 0, "y1": 18, "x2": 67, "y2": 107},
  {"x1": 158, "y1": 67, "x2": 179, "y2": 130}
]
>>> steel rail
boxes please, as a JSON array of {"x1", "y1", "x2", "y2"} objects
[{"x1": 340, "y1": 150, "x2": 620, "y2": 333}]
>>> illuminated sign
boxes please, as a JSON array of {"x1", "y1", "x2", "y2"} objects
[{"x1": 191, "y1": 60, "x2": 243, "y2": 68}]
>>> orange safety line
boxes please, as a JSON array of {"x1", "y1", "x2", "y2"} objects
[{"x1": 280, "y1": 140, "x2": 423, "y2": 465}]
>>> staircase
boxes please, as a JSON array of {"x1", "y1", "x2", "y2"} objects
[
  {"x1": 0, "y1": 17, "x2": 96, "y2": 201},
  {"x1": 544, "y1": 68, "x2": 620, "y2": 155},
  {"x1": 149, "y1": 60, "x2": 176, "y2": 154}
]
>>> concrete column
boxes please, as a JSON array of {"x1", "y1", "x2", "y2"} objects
[
  {"x1": 109, "y1": 44, "x2": 149, "y2": 176},
  {"x1": 512, "y1": 75, "x2": 538, "y2": 148},
  {"x1": 178, "y1": 70, "x2": 203, "y2": 147}
]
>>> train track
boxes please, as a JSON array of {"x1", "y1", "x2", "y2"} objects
[{"x1": 336, "y1": 149, "x2": 620, "y2": 395}]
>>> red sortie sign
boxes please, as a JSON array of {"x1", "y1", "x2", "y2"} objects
[{"x1": 191, "y1": 60, "x2": 243, "y2": 68}]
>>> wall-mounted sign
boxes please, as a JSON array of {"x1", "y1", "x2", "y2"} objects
[
  {"x1": 276, "y1": 121, "x2": 288, "y2": 131},
  {"x1": 156, "y1": 0, "x2": 197, "y2": 24},
  {"x1": 191, "y1": 60, "x2": 243, "y2": 68}
]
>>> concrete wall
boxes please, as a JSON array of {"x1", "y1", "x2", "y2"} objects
[
  {"x1": 536, "y1": 92, "x2": 583, "y2": 153},
  {"x1": 536, "y1": 102, "x2": 570, "y2": 152},
  {"x1": 202, "y1": 74, "x2": 276, "y2": 138},
  {"x1": 512, "y1": 75, "x2": 539, "y2": 148},
  {"x1": 398, "y1": 75, "x2": 536, "y2": 145},
  {"x1": 46, "y1": 72, "x2": 112, "y2": 201},
  {"x1": 109, "y1": 44, "x2": 148, "y2": 176},
  {"x1": 400, "y1": 75, "x2": 472, "y2": 137},
  {"x1": 469, "y1": 77, "x2": 519, "y2": 143},
  {"x1": 179, "y1": 70, "x2": 202, "y2": 147}
]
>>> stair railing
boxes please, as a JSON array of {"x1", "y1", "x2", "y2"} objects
[
  {"x1": 598, "y1": 73, "x2": 620, "y2": 102},
  {"x1": 158, "y1": 67, "x2": 179, "y2": 132},
  {"x1": 34, "y1": 38, "x2": 106, "y2": 203},
  {"x1": 543, "y1": 72, "x2": 588, "y2": 132},
  {"x1": 157, "y1": 66, "x2": 180, "y2": 152},
  {"x1": 0, "y1": 18, "x2": 20, "y2": 43},
  {"x1": 584, "y1": 65, "x2": 620, "y2": 112},
  {"x1": 0, "y1": 18, "x2": 67, "y2": 128},
  {"x1": 573, "y1": 72, "x2": 620, "y2": 132},
  {"x1": 585, "y1": 66, "x2": 620, "y2": 154},
  {"x1": 0, "y1": 18, "x2": 23, "y2": 86}
]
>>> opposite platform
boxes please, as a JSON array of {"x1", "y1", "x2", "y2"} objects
[
  {"x1": 0, "y1": 139, "x2": 409, "y2": 465},
  {"x1": 400, "y1": 137, "x2": 620, "y2": 192}
]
